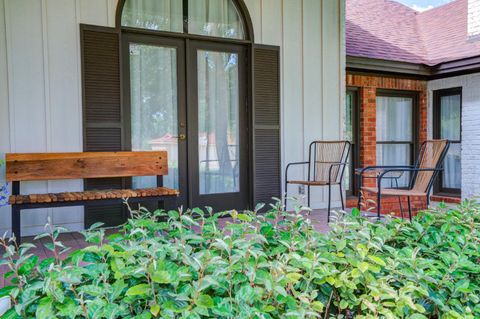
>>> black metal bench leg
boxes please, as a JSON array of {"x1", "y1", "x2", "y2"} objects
[{"x1": 11, "y1": 205, "x2": 21, "y2": 243}]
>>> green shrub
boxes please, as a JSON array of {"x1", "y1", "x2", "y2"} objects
[{"x1": 1, "y1": 201, "x2": 480, "y2": 319}]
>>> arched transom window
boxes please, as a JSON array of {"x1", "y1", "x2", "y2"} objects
[{"x1": 121, "y1": 0, "x2": 246, "y2": 40}]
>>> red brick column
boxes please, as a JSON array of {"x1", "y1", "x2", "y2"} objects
[{"x1": 359, "y1": 87, "x2": 376, "y2": 188}]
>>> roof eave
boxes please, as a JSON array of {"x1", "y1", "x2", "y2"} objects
[{"x1": 347, "y1": 55, "x2": 480, "y2": 80}]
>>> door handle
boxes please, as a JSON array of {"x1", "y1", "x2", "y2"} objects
[{"x1": 179, "y1": 134, "x2": 186, "y2": 140}]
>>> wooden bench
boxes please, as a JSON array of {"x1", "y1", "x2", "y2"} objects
[{"x1": 6, "y1": 151, "x2": 179, "y2": 240}]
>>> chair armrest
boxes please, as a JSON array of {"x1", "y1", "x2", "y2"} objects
[
  {"x1": 377, "y1": 167, "x2": 442, "y2": 191},
  {"x1": 358, "y1": 165, "x2": 415, "y2": 176},
  {"x1": 285, "y1": 162, "x2": 309, "y2": 182}
]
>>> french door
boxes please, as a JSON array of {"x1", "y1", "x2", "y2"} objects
[{"x1": 123, "y1": 34, "x2": 248, "y2": 211}]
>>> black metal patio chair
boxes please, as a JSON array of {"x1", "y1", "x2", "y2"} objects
[
  {"x1": 285, "y1": 141, "x2": 351, "y2": 221},
  {"x1": 357, "y1": 139, "x2": 450, "y2": 220}
]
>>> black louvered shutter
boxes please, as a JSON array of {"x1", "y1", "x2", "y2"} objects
[
  {"x1": 81, "y1": 24, "x2": 126, "y2": 228},
  {"x1": 252, "y1": 45, "x2": 281, "y2": 207}
]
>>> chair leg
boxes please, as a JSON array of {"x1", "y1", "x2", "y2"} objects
[
  {"x1": 377, "y1": 192, "x2": 381, "y2": 220},
  {"x1": 284, "y1": 181, "x2": 289, "y2": 209},
  {"x1": 327, "y1": 183, "x2": 332, "y2": 222},
  {"x1": 307, "y1": 185, "x2": 311, "y2": 207},
  {"x1": 339, "y1": 183, "x2": 344, "y2": 211},
  {"x1": 407, "y1": 196, "x2": 412, "y2": 221},
  {"x1": 397, "y1": 196, "x2": 404, "y2": 219},
  {"x1": 11, "y1": 205, "x2": 21, "y2": 243}
]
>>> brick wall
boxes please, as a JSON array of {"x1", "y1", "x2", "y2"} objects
[{"x1": 346, "y1": 73, "x2": 428, "y2": 216}]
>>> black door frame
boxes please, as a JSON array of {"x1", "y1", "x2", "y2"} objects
[
  {"x1": 187, "y1": 40, "x2": 249, "y2": 210},
  {"x1": 122, "y1": 33, "x2": 250, "y2": 210},
  {"x1": 346, "y1": 87, "x2": 360, "y2": 196},
  {"x1": 122, "y1": 34, "x2": 189, "y2": 207},
  {"x1": 433, "y1": 87, "x2": 462, "y2": 196}
]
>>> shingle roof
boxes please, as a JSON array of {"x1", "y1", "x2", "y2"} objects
[{"x1": 346, "y1": 0, "x2": 480, "y2": 66}]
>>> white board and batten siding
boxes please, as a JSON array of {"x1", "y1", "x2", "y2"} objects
[
  {"x1": 428, "y1": 74, "x2": 480, "y2": 199},
  {"x1": 0, "y1": 0, "x2": 346, "y2": 236}
]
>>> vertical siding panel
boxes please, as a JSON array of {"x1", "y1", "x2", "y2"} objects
[
  {"x1": 0, "y1": 0, "x2": 9, "y2": 153},
  {"x1": 243, "y1": 0, "x2": 262, "y2": 43},
  {"x1": 322, "y1": 0, "x2": 341, "y2": 140},
  {"x1": 45, "y1": 0, "x2": 84, "y2": 231},
  {"x1": 282, "y1": 0, "x2": 304, "y2": 206},
  {"x1": 0, "y1": 0, "x2": 11, "y2": 235},
  {"x1": 261, "y1": 0, "x2": 282, "y2": 46},
  {"x1": 303, "y1": 0, "x2": 327, "y2": 206},
  {"x1": 79, "y1": 0, "x2": 110, "y2": 26},
  {"x1": 5, "y1": 0, "x2": 50, "y2": 236},
  {"x1": 107, "y1": 0, "x2": 118, "y2": 27}
]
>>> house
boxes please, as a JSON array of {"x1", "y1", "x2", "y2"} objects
[
  {"x1": 345, "y1": 0, "x2": 480, "y2": 214},
  {"x1": 0, "y1": 0, "x2": 345, "y2": 237}
]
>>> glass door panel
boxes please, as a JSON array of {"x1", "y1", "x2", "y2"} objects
[
  {"x1": 130, "y1": 43, "x2": 179, "y2": 189},
  {"x1": 188, "y1": 41, "x2": 247, "y2": 210},
  {"x1": 197, "y1": 50, "x2": 240, "y2": 195},
  {"x1": 125, "y1": 35, "x2": 187, "y2": 207}
]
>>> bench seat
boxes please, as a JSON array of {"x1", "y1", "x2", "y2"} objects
[{"x1": 9, "y1": 187, "x2": 179, "y2": 205}]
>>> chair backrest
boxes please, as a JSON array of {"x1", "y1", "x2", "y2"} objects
[
  {"x1": 309, "y1": 141, "x2": 351, "y2": 183},
  {"x1": 411, "y1": 140, "x2": 449, "y2": 193},
  {"x1": 6, "y1": 151, "x2": 168, "y2": 182}
]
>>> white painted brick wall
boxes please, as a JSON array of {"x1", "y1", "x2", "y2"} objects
[
  {"x1": 469, "y1": 0, "x2": 480, "y2": 37},
  {"x1": 428, "y1": 74, "x2": 480, "y2": 199}
]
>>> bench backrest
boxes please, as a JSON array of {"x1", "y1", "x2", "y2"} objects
[{"x1": 6, "y1": 151, "x2": 168, "y2": 182}]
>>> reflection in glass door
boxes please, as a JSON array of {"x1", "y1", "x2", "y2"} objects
[
  {"x1": 189, "y1": 41, "x2": 247, "y2": 210},
  {"x1": 197, "y1": 50, "x2": 240, "y2": 195}
]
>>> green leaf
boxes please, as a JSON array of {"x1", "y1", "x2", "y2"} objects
[
  {"x1": 0, "y1": 286, "x2": 14, "y2": 298},
  {"x1": 336, "y1": 239, "x2": 347, "y2": 251},
  {"x1": 126, "y1": 284, "x2": 150, "y2": 296},
  {"x1": 18, "y1": 255, "x2": 38, "y2": 275},
  {"x1": 286, "y1": 273, "x2": 302, "y2": 284},
  {"x1": 35, "y1": 297, "x2": 54, "y2": 319},
  {"x1": 0, "y1": 309, "x2": 21, "y2": 319},
  {"x1": 351, "y1": 208, "x2": 361, "y2": 217},
  {"x1": 150, "y1": 304, "x2": 160, "y2": 316},
  {"x1": 311, "y1": 301, "x2": 324, "y2": 312},
  {"x1": 195, "y1": 294, "x2": 214, "y2": 308},
  {"x1": 151, "y1": 271, "x2": 172, "y2": 284},
  {"x1": 368, "y1": 255, "x2": 386, "y2": 267}
]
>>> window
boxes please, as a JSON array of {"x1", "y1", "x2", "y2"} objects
[
  {"x1": 121, "y1": 0, "x2": 246, "y2": 39},
  {"x1": 345, "y1": 88, "x2": 359, "y2": 195},
  {"x1": 376, "y1": 91, "x2": 418, "y2": 187},
  {"x1": 433, "y1": 88, "x2": 461, "y2": 195}
]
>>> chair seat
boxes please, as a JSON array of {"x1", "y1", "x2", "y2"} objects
[
  {"x1": 288, "y1": 180, "x2": 340, "y2": 186},
  {"x1": 362, "y1": 187, "x2": 426, "y2": 197}
]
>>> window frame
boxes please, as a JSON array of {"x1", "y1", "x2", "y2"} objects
[
  {"x1": 375, "y1": 89, "x2": 420, "y2": 187},
  {"x1": 116, "y1": 0, "x2": 254, "y2": 43},
  {"x1": 433, "y1": 87, "x2": 462, "y2": 196},
  {"x1": 345, "y1": 87, "x2": 360, "y2": 196}
]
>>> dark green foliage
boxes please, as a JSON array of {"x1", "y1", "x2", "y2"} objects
[{"x1": 1, "y1": 200, "x2": 480, "y2": 318}]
